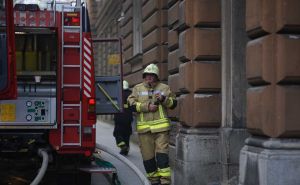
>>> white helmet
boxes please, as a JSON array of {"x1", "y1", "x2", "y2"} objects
[
  {"x1": 143, "y1": 63, "x2": 159, "y2": 78},
  {"x1": 123, "y1": 80, "x2": 129, "y2": 90}
]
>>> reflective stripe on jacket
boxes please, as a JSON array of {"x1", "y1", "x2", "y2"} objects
[{"x1": 128, "y1": 82, "x2": 176, "y2": 133}]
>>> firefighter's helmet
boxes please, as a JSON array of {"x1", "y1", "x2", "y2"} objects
[
  {"x1": 143, "y1": 63, "x2": 159, "y2": 78},
  {"x1": 123, "y1": 80, "x2": 129, "y2": 90}
]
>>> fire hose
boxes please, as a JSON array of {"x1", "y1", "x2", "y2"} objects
[
  {"x1": 30, "y1": 149, "x2": 49, "y2": 185},
  {"x1": 96, "y1": 143, "x2": 151, "y2": 185}
]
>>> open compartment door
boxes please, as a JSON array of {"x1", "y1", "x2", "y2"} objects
[
  {"x1": 0, "y1": 0, "x2": 17, "y2": 99},
  {"x1": 95, "y1": 76, "x2": 122, "y2": 114},
  {"x1": 93, "y1": 38, "x2": 123, "y2": 114}
]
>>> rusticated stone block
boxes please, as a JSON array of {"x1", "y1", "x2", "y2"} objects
[
  {"x1": 178, "y1": 29, "x2": 193, "y2": 62},
  {"x1": 168, "y1": 29, "x2": 179, "y2": 51},
  {"x1": 168, "y1": 0, "x2": 178, "y2": 7},
  {"x1": 142, "y1": 0, "x2": 168, "y2": 21},
  {"x1": 123, "y1": 0, "x2": 133, "y2": 13},
  {"x1": 168, "y1": 49, "x2": 181, "y2": 74},
  {"x1": 168, "y1": 73, "x2": 180, "y2": 94},
  {"x1": 143, "y1": 10, "x2": 167, "y2": 37},
  {"x1": 276, "y1": 0, "x2": 300, "y2": 32},
  {"x1": 178, "y1": 0, "x2": 221, "y2": 29},
  {"x1": 121, "y1": 19, "x2": 133, "y2": 38},
  {"x1": 157, "y1": 62, "x2": 168, "y2": 81},
  {"x1": 179, "y1": 28, "x2": 221, "y2": 62},
  {"x1": 123, "y1": 62, "x2": 132, "y2": 75},
  {"x1": 246, "y1": 0, "x2": 300, "y2": 37},
  {"x1": 124, "y1": 70, "x2": 143, "y2": 86},
  {"x1": 142, "y1": 28, "x2": 168, "y2": 52},
  {"x1": 143, "y1": 0, "x2": 149, "y2": 6},
  {"x1": 247, "y1": 34, "x2": 300, "y2": 85},
  {"x1": 121, "y1": 6, "x2": 133, "y2": 27},
  {"x1": 167, "y1": 97, "x2": 181, "y2": 121},
  {"x1": 168, "y1": 1, "x2": 180, "y2": 29},
  {"x1": 123, "y1": 46, "x2": 133, "y2": 62},
  {"x1": 180, "y1": 93, "x2": 221, "y2": 127},
  {"x1": 247, "y1": 85, "x2": 300, "y2": 137},
  {"x1": 143, "y1": 45, "x2": 168, "y2": 66},
  {"x1": 179, "y1": 62, "x2": 221, "y2": 93},
  {"x1": 193, "y1": 28, "x2": 221, "y2": 60},
  {"x1": 123, "y1": 33, "x2": 133, "y2": 50},
  {"x1": 131, "y1": 60, "x2": 143, "y2": 73},
  {"x1": 277, "y1": 35, "x2": 300, "y2": 83}
]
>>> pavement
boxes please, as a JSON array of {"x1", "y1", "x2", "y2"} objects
[{"x1": 91, "y1": 119, "x2": 147, "y2": 185}]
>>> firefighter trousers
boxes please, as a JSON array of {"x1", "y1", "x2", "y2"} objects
[{"x1": 138, "y1": 131, "x2": 171, "y2": 185}]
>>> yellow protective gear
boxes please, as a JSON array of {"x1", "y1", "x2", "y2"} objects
[
  {"x1": 128, "y1": 81, "x2": 175, "y2": 185},
  {"x1": 143, "y1": 63, "x2": 159, "y2": 77},
  {"x1": 127, "y1": 82, "x2": 176, "y2": 133},
  {"x1": 139, "y1": 130, "x2": 171, "y2": 184}
]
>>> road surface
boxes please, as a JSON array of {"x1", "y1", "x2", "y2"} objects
[{"x1": 91, "y1": 119, "x2": 146, "y2": 185}]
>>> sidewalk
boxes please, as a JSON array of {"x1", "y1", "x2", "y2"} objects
[{"x1": 91, "y1": 119, "x2": 146, "y2": 185}]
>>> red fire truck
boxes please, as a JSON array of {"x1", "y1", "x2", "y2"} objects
[{"x1": 0, "y1": 0, "x2": 123, "y2": 184}]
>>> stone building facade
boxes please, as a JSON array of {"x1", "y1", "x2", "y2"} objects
[{"x1": 87, "y1": 0, "x2": 300, "y2": 184}]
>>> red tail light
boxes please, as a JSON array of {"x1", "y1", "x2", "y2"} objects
[
  {"x1": 64, "y1": 13, "x2": 80, "y2": 26},
  {"x1": 89, "y1": 98, "x2": 95, "y2": 105},
  {"x1": 88, "y1": 98, "x2": 96, "y2": 120},
  {"x1": 84, "y1": 150, "x2": 92, "y2": 157},
  {"x1": 71, "y1": 17, "x2": 80, "y2": 24}
]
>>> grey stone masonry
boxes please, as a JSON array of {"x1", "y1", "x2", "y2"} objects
[
  {"x1": 174, "y1": 127, "x2": 221, "y2": 185},
  {"x1": 239, "y1": 137, "x2": 300, "y2": 185}
]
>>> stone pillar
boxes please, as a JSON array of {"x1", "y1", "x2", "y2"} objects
[
  {"x1": 239, "y1": 0, "x2": 300, "y2": 184},
  {"x1": 175, "y1": 128, "x2": 221, "y2": 185},
  {"x1": 221, "y1": 0, "x2": 250, "y2": 184},
  {"x1": 240, "y1": 137, "x2": 300, "y2": 185},
  {"x1": 173, "y1": 0, "x2": 222, "y2": 184}
]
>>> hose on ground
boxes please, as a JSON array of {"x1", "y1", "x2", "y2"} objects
[
  {"x1": 30, "y1": 149, "x2": 49, "y2": 185},
  {"x1": 96, "y1": 143, "x2": 151, "y2": 185}
]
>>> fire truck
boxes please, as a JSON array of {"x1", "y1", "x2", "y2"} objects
[{"x1": 0, "y1": 0, "x2": 123, "y2": 184}]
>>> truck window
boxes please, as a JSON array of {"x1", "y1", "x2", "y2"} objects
[
  {"x1": 0, "y1": 0, "x2": 8, "y2": 91},
  {"x1": 15, "y1": 34, "x2": 57, "y2": 74}
]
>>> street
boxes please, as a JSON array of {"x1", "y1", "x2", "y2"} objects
[{"x1": 91, "y1": 119, "x2": 146, "y2": 185}]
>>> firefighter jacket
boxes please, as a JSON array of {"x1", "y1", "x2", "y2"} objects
[{"x1": 128, "y1": 82, "x2": 177, "y2": 133}]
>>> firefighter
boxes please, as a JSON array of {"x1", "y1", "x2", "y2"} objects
[
  {"x1": 113, "y1": 80, "x2": 133, "y2": 156},
  {"x1": 128, "y1": 64, "x2": 177, "y2": 185}
]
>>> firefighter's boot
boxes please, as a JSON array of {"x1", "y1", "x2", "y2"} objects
[{"x1": 120, "y1": 145, "x2": 129, "y2": 156}]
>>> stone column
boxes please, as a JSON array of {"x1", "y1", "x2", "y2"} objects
[
  {"x1": 221, "y1": 0, "x2": 250, "y2": 184},
  {"x1": 173, "y1": 0, "x2": 222, "y2": 184},
  {"x1": 239, "y1": 0, "x2": 300, "y2": 184}
]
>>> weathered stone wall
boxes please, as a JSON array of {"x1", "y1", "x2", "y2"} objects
[
  {"x1": 87, "y1": 0, "x2": 300, "y2": 184},
  {"x1": 246, "y1": 0, "x2": 300, "y2": 138},
  {"x1": 239, "y1": 1, "x2": 300, "y2": 185}
]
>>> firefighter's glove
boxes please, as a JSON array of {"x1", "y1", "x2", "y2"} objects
[
  {"x1": 155, "y1": 93, "x2": 166, "y2": 103},
  {"x1": 148, "y1": 103, "x2": 158, "y2": 112}
]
